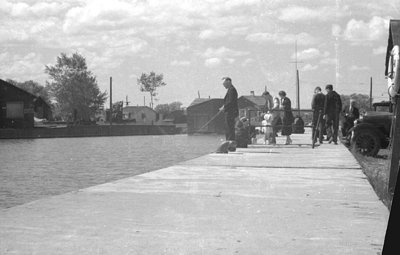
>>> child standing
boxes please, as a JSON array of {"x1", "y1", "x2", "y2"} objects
[{"x1": 262, "y1": 112, "x2": 273, "y2": 144}]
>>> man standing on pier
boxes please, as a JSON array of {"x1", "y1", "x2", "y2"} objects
[
  {"x1": 220, "y1": 77, "x2": 239, "y2": 142},
  {"x1": 311, "y1": 86, "x2": 325, "y2": 144},
  {"x1": 323, "y1": 84, "x2": 342, "y2": 145}
]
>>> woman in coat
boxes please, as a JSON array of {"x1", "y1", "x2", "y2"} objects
[{"x1": 278, "y1": 91, "x2": 294, "y2": 145}]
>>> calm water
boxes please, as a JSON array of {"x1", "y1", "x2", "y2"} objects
[{"x1": 0, "y1": 134, "x2": 223, "y2": 209}]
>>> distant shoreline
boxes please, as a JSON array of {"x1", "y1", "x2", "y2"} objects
[{"x1": 0, "y1": 124, "x2": 177, "y2": 139}]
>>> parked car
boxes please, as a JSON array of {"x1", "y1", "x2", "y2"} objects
[{"x1": 346, "y1": 101, "x2": 392, "y2": 156}]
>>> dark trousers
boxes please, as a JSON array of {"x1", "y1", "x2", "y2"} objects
[
  {"x1": 341, "y1": 117, "x2": 355, "y2": 137},
  {"x1": 225, "y1": 112, "x2": 236, "y2": 141},
  {"x1": 312, "y1": 111, "x2": 324, "y2": 143},
  {"x1": 325, "y1": 113, "x2": 339, "y2": 142}
]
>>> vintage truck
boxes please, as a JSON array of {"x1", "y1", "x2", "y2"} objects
[{"x1": 347, "y1": 101, "x2": 392, "y2": 156}]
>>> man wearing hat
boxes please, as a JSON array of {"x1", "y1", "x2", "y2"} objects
[
  {"x1": 323, "y1": 84, "x2": 342, "y2": 144},
  {"x1": 311, "y1": 86, "x2": 326, "y2": 144},
  {"x1": 341, "y1": 98, "x2": 359, "y2": 137},
  {"x1": 220, "y1": 77, "x2": 239, "y2": 141}
]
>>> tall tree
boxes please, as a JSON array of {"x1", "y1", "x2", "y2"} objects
[
  {"x1": 155, "y1": 101, "x2": 183, "y2": 118},
  {"x1": 169, "y1": 101, "x2": 182, "y2": 112},
  {"x1": 45, "y1": 53, "x2": 107, "y2": 121},
  {"x1": 154, "y1": 103, "x2": 170, "y2": 117},
  {"x1": 137, "y1": 71, "x2": 166, "y2": 109},
  {"x1": 7, "y1": 79, "x2": 51, "y2": 104}
]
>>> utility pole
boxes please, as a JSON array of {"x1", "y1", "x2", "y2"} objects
[
  {"x1": 296, "y1": 69, "x2": 300, "y2": 115},
  {"x1": 125, "y1": 95, "x2": 130, "y2": 106},
  {"x1": 198, "y1": 91, "x2": 200, "y2": 98},
  {"x1": 109, "y1": 77, "x2": 112, "y2": 126},
  {"x1": 289, "y1": 40, "x2": 303, "y2": 115},
  {"x1": 370, "y1": 77, "x2": 373, "y2": 109},
  {"x1": 143, "y1": 96, "x2": 145, "y2": 106}
]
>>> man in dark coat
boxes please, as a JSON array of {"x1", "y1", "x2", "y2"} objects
[
  {"x1": 323, "y1": 84, "x2": 342, "y2": 144},
  {"x1": 311, "y1": 86, "x2": 325, "y2": 144},
  {"x1": 220, "y1": 77, "x2": 239, "y2": 141},
  {"x1": 341, "y1": 98, "x2": 360, "y2": 137}
]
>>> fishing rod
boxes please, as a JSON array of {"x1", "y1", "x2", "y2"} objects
[{"x1": 196, "y1": 110, "x2": 223, "y2": 132}]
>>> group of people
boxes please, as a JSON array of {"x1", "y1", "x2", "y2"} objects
[
  {"x1": 220, "y1": 77, "x2": 294, "y2": 148},
  {"x1": 219, "y1": 77, "x2": 359, "y2": 149},
  {"x1": 259, "y1": 90, "x2": 294, "y2": 145},
  {"x1": 311, "y1": 84, "x2": 359, "y2": 145}
]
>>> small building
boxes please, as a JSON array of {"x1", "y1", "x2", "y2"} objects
[
  {"x1": 0, "y1": 79, "x2": 52, "y2": 129},
  {"x1": 238, "y1": 92, "x2": 267, "y2": 125},
  {"x1": 122, "y1": 106, "x2": 160, "y2": 125},
  {"x1": 187, "y1": 98, "x2": 224, "y2": 134}
]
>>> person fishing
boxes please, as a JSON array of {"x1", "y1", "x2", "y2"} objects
[{"x1": 219, "y1": 77, "x2": 239, "y2": 142}]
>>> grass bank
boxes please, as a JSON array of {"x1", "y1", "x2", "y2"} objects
[{"x1": 351, "y1": 148, "x2": 392, "y2": 210}]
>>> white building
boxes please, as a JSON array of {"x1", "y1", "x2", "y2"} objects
[{"x1": 122, "y1": 106, "x2": 160, "y2": 124}]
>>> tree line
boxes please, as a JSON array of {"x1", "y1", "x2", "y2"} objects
[{"x1": 7, "y1": 52, "x2": 172, "y2": 122}]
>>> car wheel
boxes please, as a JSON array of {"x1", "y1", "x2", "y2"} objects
[{"x1": 351, "y1": 129, "x2": 381, "y2": 156}]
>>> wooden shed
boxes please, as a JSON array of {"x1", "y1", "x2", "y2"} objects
[
  {"x1": 0, "y1": 79, "x2": 37, "y2": 129},
  {"x1": 187, "y1": 98, "x2": 224, "y2": 134}
]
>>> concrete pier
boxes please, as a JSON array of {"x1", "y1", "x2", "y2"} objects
[{"x1": 0, "y1": 133, "x2": 389, "y2": 254}]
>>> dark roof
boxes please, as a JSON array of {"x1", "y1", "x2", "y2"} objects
[
  {"x1": 0, "y1": 79, "x2": 52, "y2": 108},
  {"x1": 0, "y1": 78, "x2": 36, "y2": 99},
  {"x1": 189, "y1": 98, "x2": 212, "y2": 107},
  {"x1": 123, "y1": 106, "x2": 156, "y2": 113},
  {"x1": 385, "y1": 19, "x2": 400, "y2": 75},
  {"x1": 240, "y1": 95, "x2": 266, "y2": 107}
]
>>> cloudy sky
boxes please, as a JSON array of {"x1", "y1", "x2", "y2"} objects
[{"x1": 1, "y1": 0, "x2": 399, "y2": 108}]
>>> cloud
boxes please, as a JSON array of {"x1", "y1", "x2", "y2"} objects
[
  {"x1": 343, "y1": 16, "x2": 390, "y2": 44},
  {"x1": 349, "y1": 65, "x2": 370, "y2": 71},
  {"x1": 204, "y1": 58, "x2": 221, "y2": 67},
  {"x1": 198, "y1": 29, "x2": 227, "y2": 40},
  {"x1": 176, "y1": 45, "x2": 190, "y2": 52},
  {"x1": 278, "y1": 6, "x2": 349, "y2": 22},
  {"x1": 0, "y1": 27, "x2": 29, "y2": 43},
  {"x1": 0, "y1": 52, "x2": 45, "y2": 82},
  {"x1": 201, "y1": 47, "x2": 249, "y2": 66},
  {"x1": 63, "y1": 0, "x2": 139, "y2": 34},
  {"x1": 0, "y1": 1, "x2": 70, "y2": 18},
  {"x1": 320, "y1": 58, "x2": 337, "y2": 65},
  {"x1": 373, "y1": 46, "x2": 387, "y2": 55},
  {"x1": 332, "y1": 24, "x2": 341, "y2": 37},
  {"x1": 246, "y1": 32, "x2": 318, "y2": 45},
  {"x1": 202, "y1": 47, "x2": 250, "y2": 58},
  {"x1": 301, "y1": 64, "x2": 318, "y2": 72},
  {"x1": 292, "y1": 48, "x2": 330, "y2": 60},
  {"x1": 171, "y1": 60, "x2": 191, "y2": 66},
  {"x1": 242, "y1": 58, "x2": 254, "y2": 67}
]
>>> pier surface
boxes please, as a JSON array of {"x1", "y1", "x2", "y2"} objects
[{"x1": 0, "y1": 133, "x2": 389, "y2": 254}]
